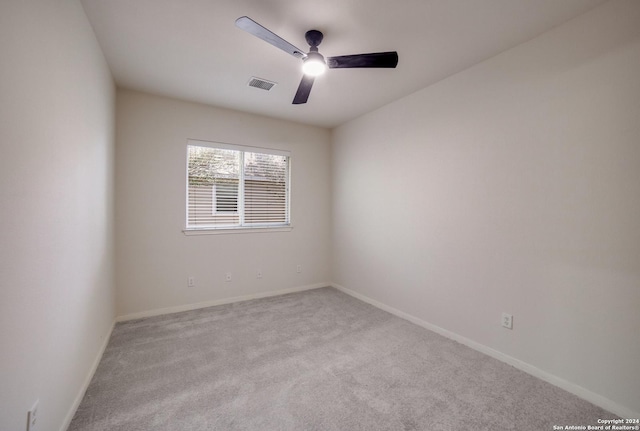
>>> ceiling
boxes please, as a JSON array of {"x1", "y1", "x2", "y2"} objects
[{"x1": 81, "y1": 0, "x2": 607, "y2": 128}]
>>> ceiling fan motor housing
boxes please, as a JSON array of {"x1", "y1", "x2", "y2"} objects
[{"x1": 305, "y1": 30, "x2": 324, "y2": 48}]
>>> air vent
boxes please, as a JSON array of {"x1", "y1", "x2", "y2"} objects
[{"x1": 248, "y1": 77, "x2": 277, "y2": 91}]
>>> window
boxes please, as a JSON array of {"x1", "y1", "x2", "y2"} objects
[{"x1": 186, "y1": 140, "x2": 290, "y2": 230}]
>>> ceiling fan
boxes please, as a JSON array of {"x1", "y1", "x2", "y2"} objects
[{"x1": 235, "y1": 16, "x2": 399, "y2": 105}]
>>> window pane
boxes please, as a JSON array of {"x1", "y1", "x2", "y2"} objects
[
  {"x1": 188, "y1": 146, "x2": 240, "y2": 227},
  {"x1": 244, "y1": 152, "x2": 288, "y2": 225}
]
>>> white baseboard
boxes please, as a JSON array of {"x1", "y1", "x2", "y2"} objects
[
  {"x1": 62, "y1": 282, "x2": 637, "y2": 428},
  {"x1": 116, "y1": 283, "x2": 329, "y2": 322},
  {"x1": 60, "y1": 320, "x2": 116, "y2": 431},
  {"x1": 331, "y1": 282, "x2": 639, "y2": 419}
]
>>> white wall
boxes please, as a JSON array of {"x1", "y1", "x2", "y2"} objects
[
  {"x1": 115, "y1": 90, "x2": 331, "y2": 318},
  {"x1": 0, "y1": 1, "x2": 116, "y2": 430},
  {"x1": 332, "y1": 0, "x2": 640, "y2": 417}
]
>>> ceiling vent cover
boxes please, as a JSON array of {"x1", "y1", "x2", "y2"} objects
[{"x1": 248, "y1": 77, "x2": 277, "y2": 91}]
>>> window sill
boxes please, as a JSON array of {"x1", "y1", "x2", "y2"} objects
[{"x1": 183, "y1": 225, "x2": 293, "y2": 236}]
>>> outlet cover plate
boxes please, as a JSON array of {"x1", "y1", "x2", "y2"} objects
[
  {"x1": 27, "y1": 399, "x2": 38, "y2": 431},
  {"x1": 502, "y1": 313, "x2": 513, "y2": 329}
]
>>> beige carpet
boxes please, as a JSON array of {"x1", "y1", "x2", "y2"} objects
[{"x1": 69, "y1": 287, "x2": 616, "y2": 430}]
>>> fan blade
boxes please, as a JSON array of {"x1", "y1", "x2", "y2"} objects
[
  {"x1": 292, "y1": 75, "x2": 315, "y2": 104},
  {"x1": 235, "y1": 16, "x2": 306, "y2": 59},
  {"x1": 327, "y1": 51, "x2": 398, "y2": 69}
]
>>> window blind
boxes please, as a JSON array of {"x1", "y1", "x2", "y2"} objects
[{"x1": 187, "y1": 141, "x2": 290, "y2": 229}]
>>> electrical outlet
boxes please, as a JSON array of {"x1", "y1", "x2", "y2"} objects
[
  {"x1": 225, "y1": 273, "x2": 232, "y2": 282},
  {"x1": 502, "y1": 313, "x2": 513, "y2": 330},
  {"x1": 27, "y1": 399, "x2": 38, "y2": 431},
  {"x1": 257, "y1": 270, "x2": 263, "y2": 279},
  {"x1": 296, "y1": 264, "x2": 302, "y2": 273},
  {"x1": 187, "y1": 277, "x2": 195, "y2": 287}
]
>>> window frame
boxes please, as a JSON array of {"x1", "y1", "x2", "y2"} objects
[{"x1": 184, "y1": 139, "x2": 292, "y2": 234}]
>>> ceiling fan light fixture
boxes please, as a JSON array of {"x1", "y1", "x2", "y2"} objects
[
  {"x1": 235, "y1": 17, "x2": 398, "y2": 104},
  {"x1": 302, "y1": 51, "x2": 326, "y2": 76}
]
